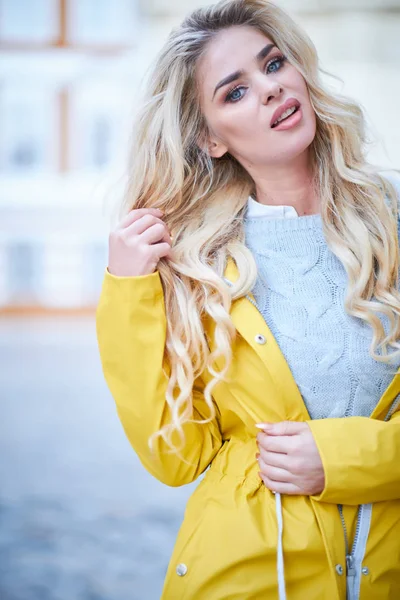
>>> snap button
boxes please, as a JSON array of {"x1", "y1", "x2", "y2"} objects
[
  {"x1": 361, "y1": 567, "x2": 369, "y2": 576},
  {"x1": 255, "y1": 334, "x2": 266, "y2": 345},
  {"x1": 176, "y1": 563, "x2": 188, "y2": 577},
  {"x1": 335, "y1": 564, "x2": 343, "y2": 575}
]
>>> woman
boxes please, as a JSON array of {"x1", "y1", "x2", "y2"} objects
[{"x1": 96, "y1": 0, "x2": 400, "y2": 598}]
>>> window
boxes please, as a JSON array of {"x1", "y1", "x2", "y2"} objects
[{"x1": 0, "y1": 0, "x2": 58, "y2": 44}]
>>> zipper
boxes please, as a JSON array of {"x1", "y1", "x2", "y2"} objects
[
  {"x1": 383, "y1": 392, "x2": 400, "y2": 422},
  {"x1": 223, "y1": 276, "x2": 260, "y2": 313},
  {"x1": 337, "y1": 391, "x2": 400, "y2": 594},
  {"x1": 338, "y1": 503, "x2": 360, "y2": 596},
  {"x1": 246, "y1": 293, "x2": 258, "y2": 309},
  {"x1": 346, "y1": 554, "x2": 357, "y2": 598}
]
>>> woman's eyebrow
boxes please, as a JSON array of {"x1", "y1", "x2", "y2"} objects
[{"x1": 212, "y1": 43, "x2": 276, "y2": 100}]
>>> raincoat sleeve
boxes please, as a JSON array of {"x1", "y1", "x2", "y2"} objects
[
  {"x1": 96, "y1": 268, "x2": 223, "y2": 487},
  {"x1": 307, "y1": 413, "x2": 400, "y2": 504}
]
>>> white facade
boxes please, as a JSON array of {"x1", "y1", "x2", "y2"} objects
[{"x1": 0, "y1": 0, "x2": 399, "y2": 310}]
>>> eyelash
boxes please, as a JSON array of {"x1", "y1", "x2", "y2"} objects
[{"x1": 224, "y1": 54, "x2": 287, "y2": 104}]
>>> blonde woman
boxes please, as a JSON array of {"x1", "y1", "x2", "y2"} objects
[{"x1": 96, "y1": 0, "x2": 400, "y2": 598}]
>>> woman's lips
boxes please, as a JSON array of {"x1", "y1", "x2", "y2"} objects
[
  {"x1": 270, "y1": 98, "x2": 301, "y2": 127},
  {"x1": 271, "y1": 106, "x2": 302, "y2": 131}
]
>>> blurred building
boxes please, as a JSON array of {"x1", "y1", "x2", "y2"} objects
[{"x1": 0, "y1": 0, "x2": 399, "y2": 312}]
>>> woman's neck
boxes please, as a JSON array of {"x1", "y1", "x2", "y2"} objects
[
  {"x1": 254, "y1": 179, "x2": 320, "y2": 216},
  {"x1": 251, "y1": 154, "x2": 320, "y2": 216}
]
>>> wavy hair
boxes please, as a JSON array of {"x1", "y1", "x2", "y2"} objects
[{"x1": 117, "y1": 0, "x2": 400, "y2": 455}]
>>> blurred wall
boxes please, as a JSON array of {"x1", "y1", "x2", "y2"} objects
[{"x1": 0, "y1": 0, "x2": 399, "y2": 312}]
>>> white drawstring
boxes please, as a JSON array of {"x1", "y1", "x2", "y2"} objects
[{"x1": 275, "y1": 492, "x2": 287, "y2": 600}]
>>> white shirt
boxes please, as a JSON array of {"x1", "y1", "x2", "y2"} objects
[{"x1": 246, "y1": 196, "x2": 299, "y2": 219}]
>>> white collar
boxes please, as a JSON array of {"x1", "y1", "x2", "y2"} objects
[{"x1": 246, "y1": 196, "x2": 299, "y2": 219}]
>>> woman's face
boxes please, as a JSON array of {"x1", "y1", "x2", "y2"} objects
[{"x1": 197, "y1": 26, "x2": 316, "y2": 169}]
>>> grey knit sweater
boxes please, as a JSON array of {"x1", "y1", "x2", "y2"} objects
[{"x1": 243, "y1": 176, "x2": 400, "y2": 420}]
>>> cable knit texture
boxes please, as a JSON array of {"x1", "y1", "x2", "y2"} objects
[{"x1": 243, "y1": 176, "x2": 400, "y2": 420}]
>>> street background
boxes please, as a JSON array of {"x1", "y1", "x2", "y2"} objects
[{"x1": 0, "y1": 0, "x2": 399, "y2": 599}]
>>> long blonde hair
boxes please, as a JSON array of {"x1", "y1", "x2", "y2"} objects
[{"x1": 118, "y1": 0, "x2": 400, "y2": 454}]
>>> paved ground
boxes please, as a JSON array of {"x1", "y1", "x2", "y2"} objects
[{"x1": 0, "y1": 316, "x2": 196, "y2": 600}]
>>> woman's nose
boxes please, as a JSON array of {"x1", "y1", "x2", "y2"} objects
[{"x1": 261, "y1": 83, "x2": 283, "y2": 105}]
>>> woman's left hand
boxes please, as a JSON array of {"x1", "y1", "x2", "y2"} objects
[{"x1": 256, "y1": 421, "x2": 325, "y2": 495}]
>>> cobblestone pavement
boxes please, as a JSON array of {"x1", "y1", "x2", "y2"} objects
[{"x1": 0, "y1": 317, "x2": 195, "y2": 600}]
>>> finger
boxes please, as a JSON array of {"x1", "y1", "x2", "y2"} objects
[
  {"x1": 257, "y1": 432, "x2": 293, "y2": 454},
  {"x1": 259, "y1": 474, "x2": 303, "y2": 496},
  {"x1": 140, "y1": 223, "x2": 172, "y2": 246},
  {"x1": 258, "y1": 448, "x2": 289, "y2": 470},
  {"x1": 127, "y1": 214, "x2": 168, "y2": 237},
  {"x1": 258, "y1": 457, "x2": 292, "y2": 483},
  {"x1": 257, "y1": 421, "x2": 306, "y2": 436},
  {"x1": 149, "y1": 242, "x2": 172, "y2": 260},
  {"x1": 119, "y1": 208, "x2": 164, "y2": 229}
]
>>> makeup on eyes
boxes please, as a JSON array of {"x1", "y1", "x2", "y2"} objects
[
  {"x1": 224, "y1": 54, "x2": 287, "y2": 104},
  {"x1": 212, "y1": 43, "x2": 275, "y2": 97}
]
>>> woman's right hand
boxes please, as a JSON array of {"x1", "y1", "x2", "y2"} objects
[{"x1": 107, "y1": 208, "x2": 173, "y2": 277}]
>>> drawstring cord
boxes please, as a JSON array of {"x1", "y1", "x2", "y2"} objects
[
  {"x1": 275, "y1": 491, "x2": 287, "y2": 600},
  {"x1": 223, "y1": 274, "x2": 287, "y2": 597}
]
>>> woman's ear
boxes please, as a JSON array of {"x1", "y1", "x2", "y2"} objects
[
  {"x1": 208, "y1": 139, "x2": 228, "y2": 158},
  {"x1": 198, "y1": 130, "x2": 228, "y2": 158}
]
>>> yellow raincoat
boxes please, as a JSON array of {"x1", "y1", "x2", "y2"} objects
[{"x1": 96, "y1": 258, "x2": 400, "y2": 600}]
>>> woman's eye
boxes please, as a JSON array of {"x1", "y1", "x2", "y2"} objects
[
  {"x1": 266, "y1": 55, "x2": 286, "y2": 74},
  {"x1": 225, "y1": 86, "x2": 245, "y2": 103}
]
